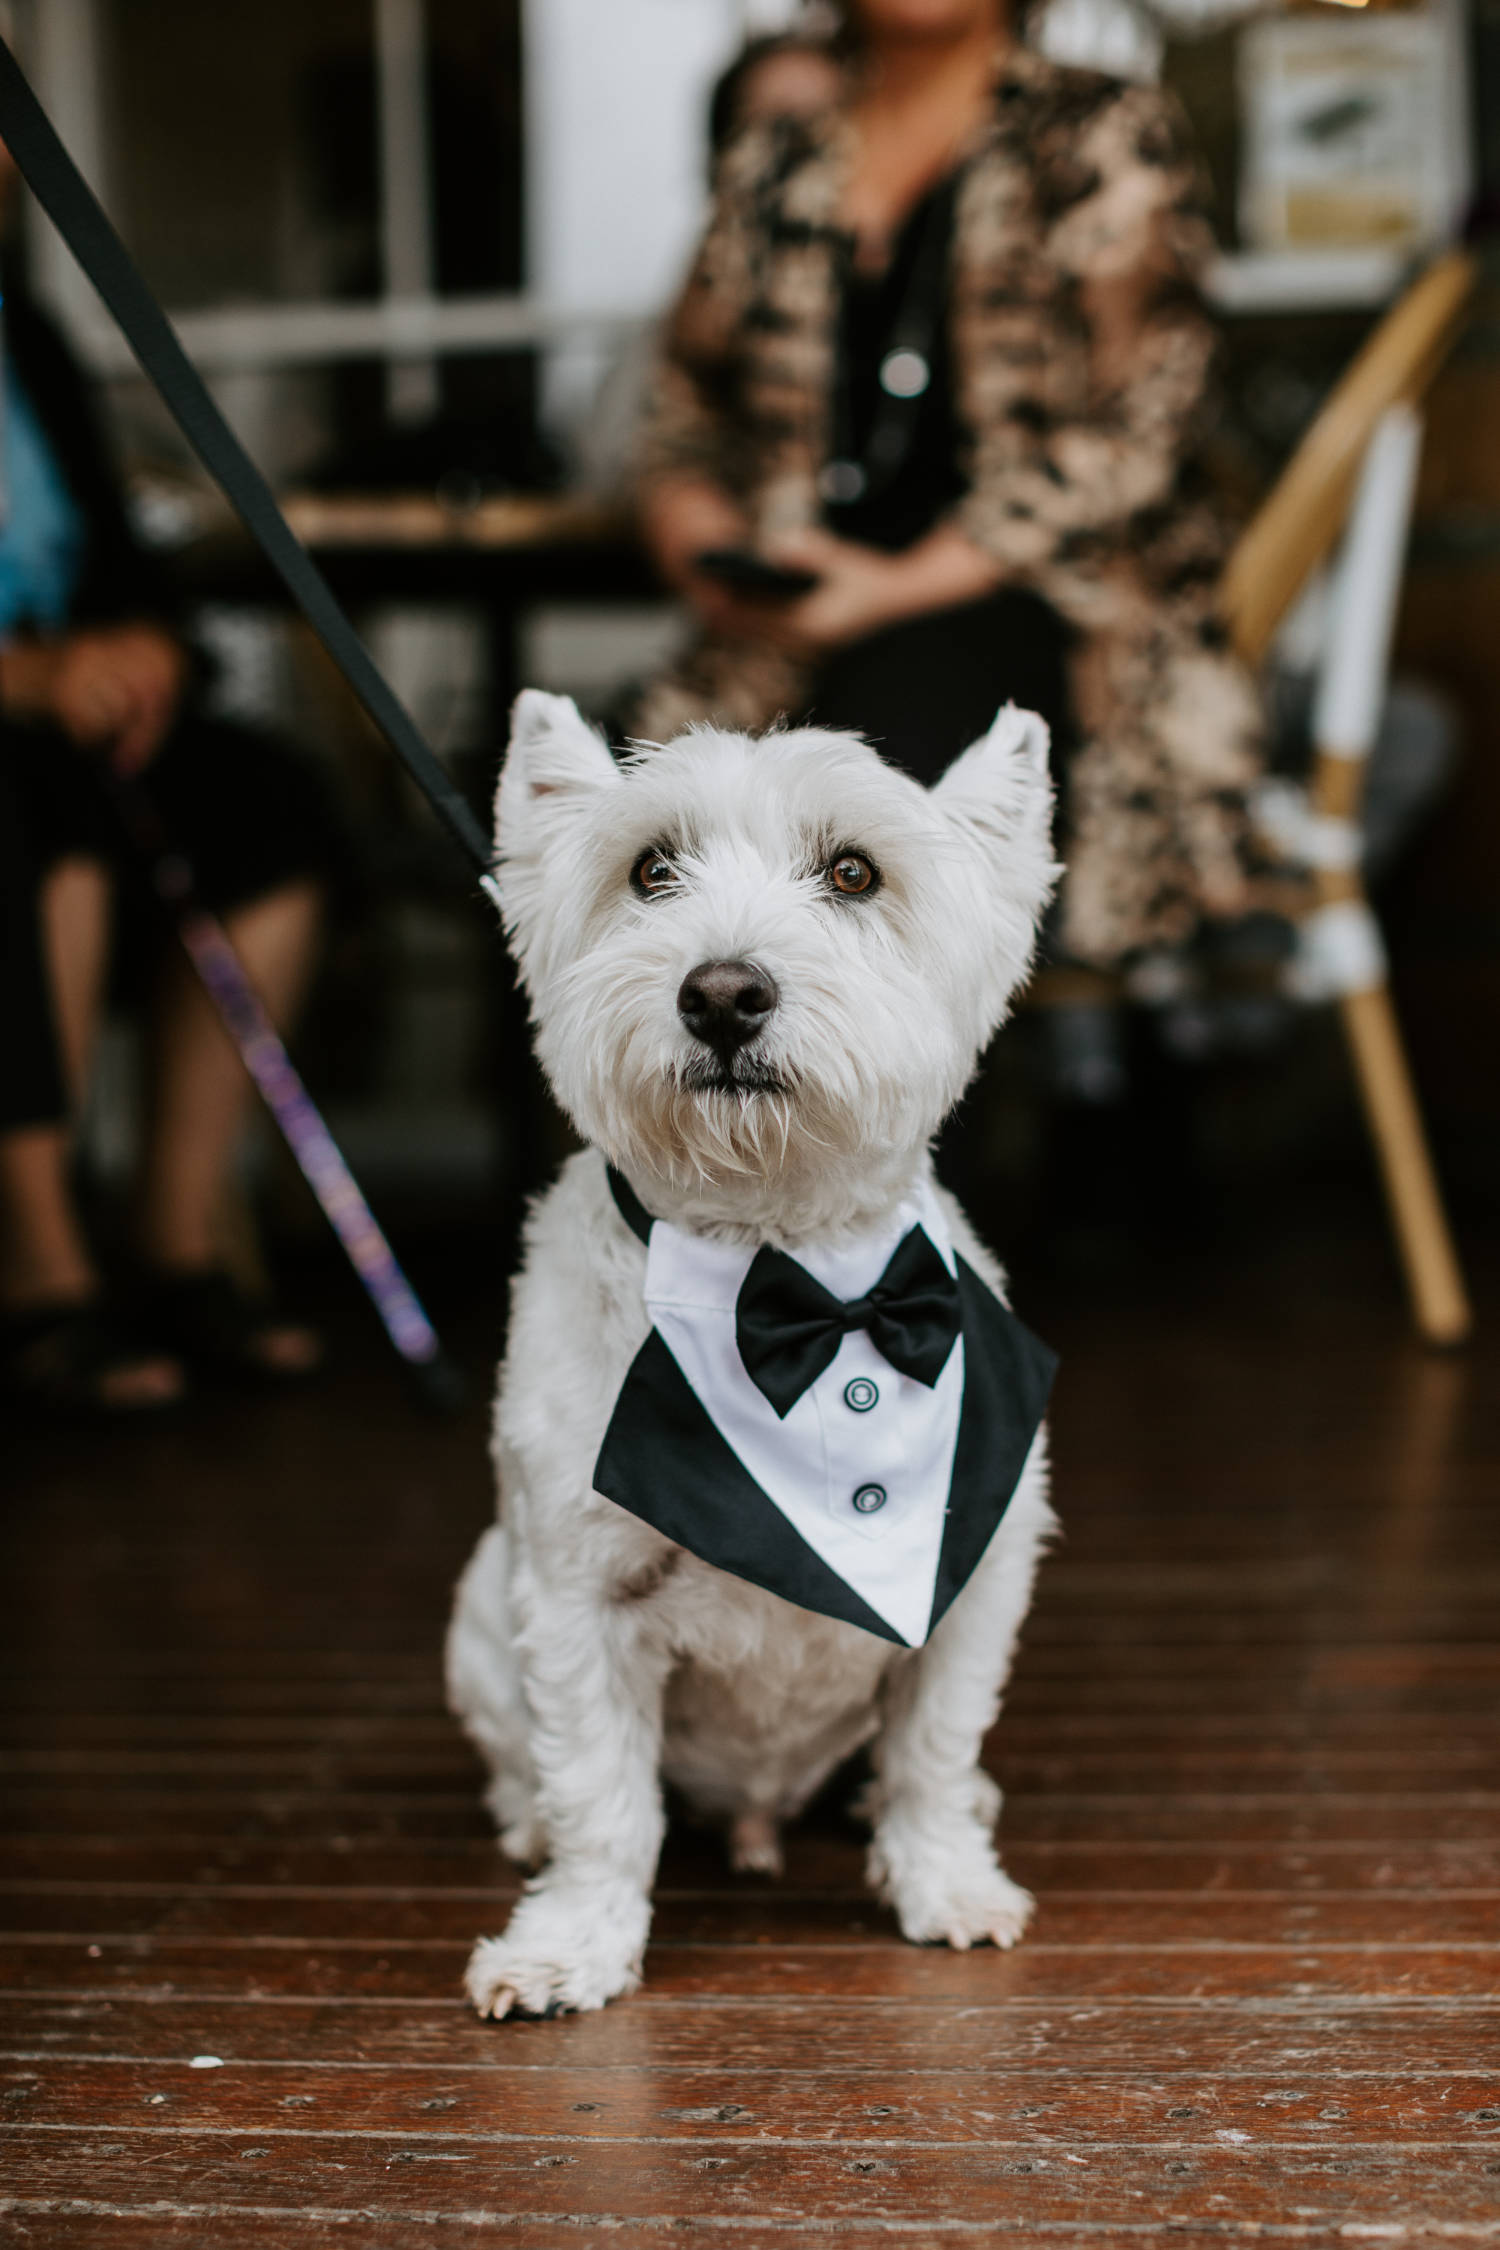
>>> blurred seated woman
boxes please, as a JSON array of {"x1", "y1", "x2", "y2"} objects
[
  {"x1": 633, "y1": 0, "x2": 1264, "y2": 969},
  {"x1": 0, "y1": 145, "x2": 341, "y2": 1413}
]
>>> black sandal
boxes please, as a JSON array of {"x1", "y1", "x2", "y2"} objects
[
  {"x1": 1, "y1": 1297, "x2": 185, "y2": 1417},
  {"x1": 142, "y1": 1268, "x2": 323, "y2": 1385}
]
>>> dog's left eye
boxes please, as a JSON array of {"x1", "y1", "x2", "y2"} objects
[
  {"x1": 631, "y1": 847, "x2": 680, "y2": 896},
  {"x1": 826, "y1": 851, "x2": 879, "y2": 897}
]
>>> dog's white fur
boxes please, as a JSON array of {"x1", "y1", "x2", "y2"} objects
[{"x1": 446, "y1": 691, "x2": 1060, "y2": 2018}]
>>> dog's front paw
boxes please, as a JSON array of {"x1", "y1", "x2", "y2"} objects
[
  {"x1": 870, "y1": 1823, "x2": 1034, "y2": 1951},
  {"x1": 892, "y1": 1862, "x2": 1034, "y2": 1951},
  {"x1": 465, "y1": 1881, "x2": 651, "y2": 2019}
]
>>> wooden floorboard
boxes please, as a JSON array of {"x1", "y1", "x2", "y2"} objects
[{"x1": 3, "y1": 1216, "x2": 1499, "y2": 2245}]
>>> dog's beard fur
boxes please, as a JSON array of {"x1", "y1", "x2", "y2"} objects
[
  {"x1": 540, "y1": 935, "x2": 972, "y2": 1207},
  {"x1": 499, "y1": 704, "x2": 1059, "y2": 1233},
  {"x1": 678, "y1": 1052, "x2": 787, "y2": 1098}
]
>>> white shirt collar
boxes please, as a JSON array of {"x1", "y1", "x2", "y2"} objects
[{"x1": 641, "y1": 1176, "x2": 955, "y2": 1318}]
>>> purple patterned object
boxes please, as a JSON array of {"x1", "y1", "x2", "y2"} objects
[{"x1": 113, "y1": 776, "x2": 448, "y2": 1380}]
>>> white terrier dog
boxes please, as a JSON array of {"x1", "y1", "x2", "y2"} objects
[{"x1": 446, "y1": 690, "x2": 1060, "y2": 2019}]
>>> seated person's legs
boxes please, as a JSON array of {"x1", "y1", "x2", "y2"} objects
[
  {"x1": 0, "y1": 739, "x2": 183, "y2": 1407},
  {"x1": 1, "y1": 711, "x2": 344, "y2": 1405},
  {"x1": 126, "y1": 716, "x2": 344, "y2": 1379}
]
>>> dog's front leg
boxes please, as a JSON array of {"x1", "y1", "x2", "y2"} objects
[
  {"x1": 465, "y1": 1590, "x2": 670, "y2": 2018},
  {"x1": 866, "y1": 1503, "x2": 1045, "y2": 1951}
]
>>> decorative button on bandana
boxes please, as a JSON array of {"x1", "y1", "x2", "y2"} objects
[{"x1": 593, "y1": 1164, "x2": 1056, "y2": 1648}]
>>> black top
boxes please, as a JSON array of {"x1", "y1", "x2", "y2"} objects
[
  {"x1": 822, "y1": 169, "x2": 969, "y2": 555},
  {"x1": 1, "y1": 266, "x2": 176, "y2": 630}
]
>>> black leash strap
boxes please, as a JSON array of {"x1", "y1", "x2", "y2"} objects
[{"x1": 0, "y1": 33, "x2": 499, "y2": 901}]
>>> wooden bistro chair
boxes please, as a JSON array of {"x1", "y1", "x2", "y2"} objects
[
  {"x1": 1225, "y1": 250, "x2": 1475, "y2": 1346},
  {"x1": 1032, "y1": 250, "x2": 1478, "y2": 1346}
]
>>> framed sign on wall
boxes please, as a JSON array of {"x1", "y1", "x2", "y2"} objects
[{"x1": 1238, "y1": 2, "x2": 1471, "y2": 255}]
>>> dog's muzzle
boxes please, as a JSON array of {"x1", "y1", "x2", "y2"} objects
[{"x1": 677, "y1": 960, "x2": 779, "y2": 1068}]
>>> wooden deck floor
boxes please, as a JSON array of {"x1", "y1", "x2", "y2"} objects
[{"x1": 2, "y1": 1208, "x2": 1498, "y2": 2246}]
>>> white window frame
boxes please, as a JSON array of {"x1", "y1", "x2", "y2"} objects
[{"x1": 15, "y1": 0, "x2": 789, "y2": 412}]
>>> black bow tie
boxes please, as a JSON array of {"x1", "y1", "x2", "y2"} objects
[{"x1": 735, "y1": 1226, "x2": 962, "y2": 1419}]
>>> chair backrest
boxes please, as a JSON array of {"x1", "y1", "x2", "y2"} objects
[{"x1": 1220, "y1": 251, "x2": 1477, "y2": 669}]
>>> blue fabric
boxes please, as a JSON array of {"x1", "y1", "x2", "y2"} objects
[{"x1": 0, "y1": 358, "x2": 84, "y2": 632}]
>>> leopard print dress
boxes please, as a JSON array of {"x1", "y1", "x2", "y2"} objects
[{"x1": 631, "y1": 46, "x2": 1265, "y2": 967}]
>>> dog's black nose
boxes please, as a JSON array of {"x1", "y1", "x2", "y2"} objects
[{"x1": 677, "y1": 960, "x2": 779, "y2": 1058}]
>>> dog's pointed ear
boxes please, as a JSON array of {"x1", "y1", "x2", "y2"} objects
[
  {"x1": 496, "y1": 690, "x2": 619, "y2": 856},
  {"x1": 925, "y1": 702, "x2": 1060, "y2": 1027},
  {"x1": 926, "y1": 702, "x2": 1056, "y2": 868},
  {"x1": 932, "y1": 702, "x2": 1053, "y2": 846},
  {"x1": 932, "y1": 705, "x2": 1059, "y2": 986}
]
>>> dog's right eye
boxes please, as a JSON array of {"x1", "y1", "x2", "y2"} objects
[{"x1": 631, "y1": 847, "x2": 680, "y2": 896}]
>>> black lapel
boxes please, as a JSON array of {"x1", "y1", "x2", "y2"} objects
[
  {"x1": 606, "y1": 1165, "x2": 654, "y2": 1244},
  {"x1": 926, "y1": 1260, "x2": 1057, "y2": 1637},
  {"x1": 593, "y1": 1329, "x2": 906, "y2": 1646}
]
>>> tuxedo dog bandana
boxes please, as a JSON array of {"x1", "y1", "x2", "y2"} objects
[{"x1": 593, "y1": 1167, "x2": 1056, "y2": 1647}]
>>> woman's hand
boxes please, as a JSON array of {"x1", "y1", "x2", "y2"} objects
[
  {"x1": 639, "y1": 475, "x2": 750, "y2": 598},
  {"x1": 754, "y1": 524, "x2": 1007, "y2": 659},
  {"x1": 0, "y1": 623, "x2": 187, "y2": 770},
  {"x1": 638, "y1": 474, "x2": 843, "y2": 644},
  {"x1": 752, "y1": 529, "x2": 912, "y2": 656},
  {"x1": 641, "y1": 474, "x2": 826, "y2": 643},
  {"x1": 639, "y1": 488, "x2": 1007, "y2": 658}
]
